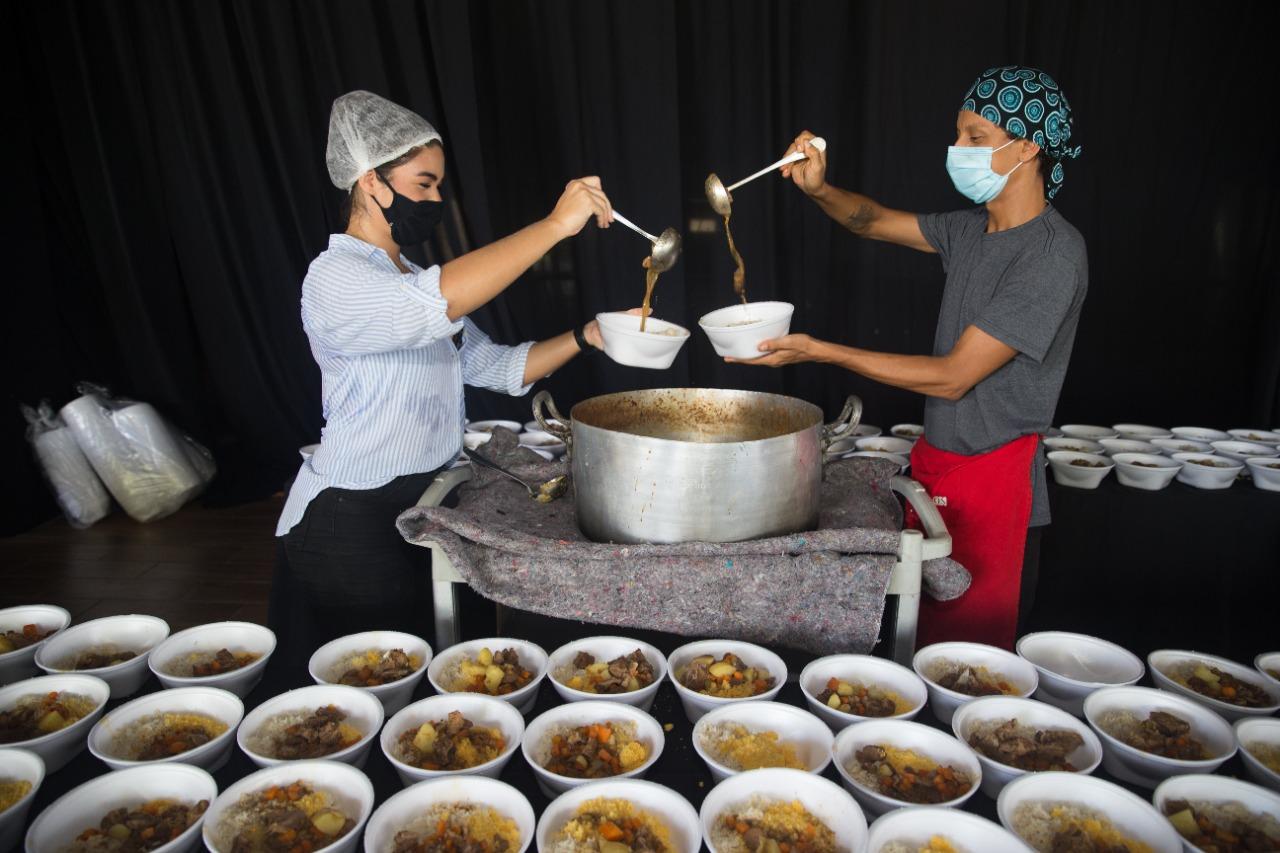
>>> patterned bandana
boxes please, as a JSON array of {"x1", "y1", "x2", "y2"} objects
[{"x1": 961, "y1": 65, "x2": 1082, "y2": 199}]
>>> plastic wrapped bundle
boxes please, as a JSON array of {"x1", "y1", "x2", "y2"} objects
[
  {"x1": 22, "y1": 402, "x2": 112, "y2": 528},
  {"x1": 59, "y1": 384, "x2": 215, "y2": 522}
]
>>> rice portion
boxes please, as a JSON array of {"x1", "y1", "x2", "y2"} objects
[
  {"x1": 1010, "y1": 801, "x2": 1152, "y2": 853},
  {"x1": 544, "y1": 796, "x2": 674, "y2": 853},
  {"x1": 1245, "y1": 740, "x2": 1280, "y2": 773},
  {"x1": 698, "y1": 721, "x2": 805, "y2": 771},
  {"x1": 389, "y1": 803, "x2": 520, "y2": 853},
  {"x1": 0, "y1": 778, "x2": 33, "y2": 812},
  {"x1": 108, "y1": 711, "x2": 228, "y2": 760}
]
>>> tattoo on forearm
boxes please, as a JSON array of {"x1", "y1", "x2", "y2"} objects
[{"x1": 842, "y1": 203, "x2": 875, "y2": 235}]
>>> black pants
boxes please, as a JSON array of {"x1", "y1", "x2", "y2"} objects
[
  {"x1": 1017, "y1": 525, "x2": 1043, "y2": 636},
  {"x1": 269, "y1": 471, "x2": 440, "y2": 670}
]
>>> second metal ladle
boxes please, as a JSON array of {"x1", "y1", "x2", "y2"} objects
[
  {"x1": 705, "y1": 136, "x2": 828, "y2": 216},
  {"x1": 611, "y1": 211, "x2": 682, "y2": 272}
]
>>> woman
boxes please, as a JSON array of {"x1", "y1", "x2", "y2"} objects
[{"x1": 270, "y1": 90, "x2": 618, "y2": 663}]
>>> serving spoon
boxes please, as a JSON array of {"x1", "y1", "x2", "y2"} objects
[
  {"x1": 464, "y1": 448, "x2": 568, "y2": 503},
  {"x1": 705, "y1": 136, "x2": 828, "y2": 216},
  {"x1": 611, "y1": 211, "x2": 683, "y2": 272}
]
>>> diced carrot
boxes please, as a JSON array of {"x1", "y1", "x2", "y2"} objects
[
  {"x1": 735, "y1": 821, "x2": 751, "y2": 835},
  {"x1": 1222, "y1": 686, "x2": 1237, "y2": 699},
  {"x1": 826, "y1": 677, "x2": 840, "y2": 691},
  {"x1": 599, "y1": 821, "x2": 626, "y2": 842}
]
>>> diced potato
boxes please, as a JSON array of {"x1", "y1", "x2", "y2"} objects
[
  {"x1": 708, "y1": 661, "x2": 737, "y2": 678},
  {"x1": 599, "y1": 841, "x2": 631, "y2": 853},
  {"x1": 312, "y1": 809, "x2": 347, "y2": 836},
  {"x1": 337, "y1": 722, "x2": 363, "y2": 744},
  {"x1": 454, "y1": 738, "x2": 479, "y2": 766},
  {"x1": 691, "y1": 655, "x2": 715, "y2": 666},
  {"x1": 477, "y1": 647, "x2": 494, "y2": 667},
  {"x1": 1193, "y1": 664, "x2": 1219, "y2": 686},
  {"x1": 567, "y1": 676, "x2": 585, "y2": 690},
  {"x1": 763, "y1": 839, "x2": 782, "y2": 853},
  {"x1": 627, "y1": 677, "x2": 639, "y2": 691},
  {"x1": 827, "y1": 692, "x2": 843, "y2": 708},
  {"x1": 37, "y1": 710, "x2": 66, "y2": 733},
  {"x1": 107, "y1": 824, "x2": 131, "y2": 840},
  {"x1": 460, "y1": 661, "x2": 486, "y2": 679},
  {"x1": 412, "y1": 722, "x2": 437, "y2": 753},
  {"x1": 484, "y1": 665, "x2": 504, "y2": 693},
  {"x1": 586, "y1": 662, "x2": 609, "y2": 675},
  {"x1": 744, "y1": 668, "x2": 758, "y2": 681},
  {"x1": 1167, "y1": 808, "x2": 1198, "y2": 838},
  {"x1": 0, "y1": 637, "x2": 13, "y2": 653},
  {"x1": 836, "y1": 681, "x2": 855, "y2": 697}
]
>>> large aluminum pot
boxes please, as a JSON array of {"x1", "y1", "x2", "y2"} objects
[{"x1": 532, "y1": 389, "x2": 861, "y2": 544}]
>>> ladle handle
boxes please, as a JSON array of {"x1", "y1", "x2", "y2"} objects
[
  {"x1": 611, "y1": 210, "x2": 658, "y2": 244},
  {"x1": 726, "y1": 136, "x2": 827, "y2": 192}
]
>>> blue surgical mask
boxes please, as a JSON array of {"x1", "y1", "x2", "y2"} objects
[{"x1": 946, "y1": 138, "x2": 1022, "y2": 204}]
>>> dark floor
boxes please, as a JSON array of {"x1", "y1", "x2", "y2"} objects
[{"x1": 0, "y1": 498, "x2": 279, "y2": 629}]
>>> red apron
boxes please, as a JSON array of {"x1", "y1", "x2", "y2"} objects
[{"x1": 904, "y1": 434, "x2": 1039, "y2": 651}]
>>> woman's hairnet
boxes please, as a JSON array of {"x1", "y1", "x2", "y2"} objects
[{"x1": 326, "y1": 90, "x2": 442, "y2": 190}]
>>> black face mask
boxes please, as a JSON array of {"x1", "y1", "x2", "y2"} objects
[{"x1": 374, "y1": 173, "x2": 444, "y2": 246}]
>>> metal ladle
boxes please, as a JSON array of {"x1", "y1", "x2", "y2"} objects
[
  {"x1": 611, "y1": 211, "x2": 682, "y2": 272},
  {"x1": 705, "y1": 137, "x2": 828, "y2": 216},
  {"x1": 464, "y1": 448, "x2": 568, "y2": 503}
]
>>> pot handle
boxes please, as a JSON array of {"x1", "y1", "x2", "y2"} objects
[
  {"x1": 821, "y1": 395, "x2": 863, "y2": 451},
  {"x1": 532, "y1": 391, "x2": 572, "y2": 445}
]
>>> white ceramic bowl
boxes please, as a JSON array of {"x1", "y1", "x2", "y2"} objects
[
  {"x1": 88, "y1": 686, "x2": 243, "y2": 773},
  {"x1": 0, "y1": 674, "x2": 109, "y2": 771},
  {"x1": 1112, "y1": 423, "x2": 1173, "y2": 440},
  {"x1": 1100, "y1": 438, "x2": 1163, "y2": 456},
  {"x1": 203, "y1": 760, "x2": 374, "y2": 853},
  {"x1": 1256, "y1": 652, "x2": 1280, "y2": 691},
  {"x1": 1153, "y1": 773, "x2": 1280, "y2": 853},
  {"x1": 851, "y1": 424, "x2": 883, "y2": 438},
  {"x1": 824, "y1": 437, "x2": 858, "y2": 460},
  {"x1": 1172, "y1": 452, "x2": 1243, "y2": 489},
  {"x1": 698, "y1": 301, "x2": 794, "y2": 360},
  {"x1": 1153, "y1": 438, "x2": 1214, "y2": 457},
  {"x1": 832, "y1": 719, "x2": 982, "y2": 816},
  {"x1": 364, "y1": 775, "x2": 535, "y2": 853},
  {"x1": 1083, "y1": 686, "x2": 1236, "y2": 789},
  {"x1": 848, "y1": 451, "x2": 911, "y2": 473},
  {"x1": 379, "y1": 693, "x2": 524, "y2": 787},
  {"x1": 667, "y1": 640, "x2": 787, "y2": 723},
  {"x1": 799, "y1": 654, "x2": 928, "y2": 731},
  {"x1": 1111, "y1": 452, "x2": 1183, "y2": 490},
  {"x1": 1044, "y1": 437, "x2": 1106, "y2": 455},
  {"x1": 426, "y1": 638, "x2": 548, "y2": 715},
  {"x1": 539, "y1": 778, "x2": 701, "y2": 853},
  {"x1": 27, "y1": 763, "x2": 216, "y2": 853},
  {"x1": 149, "y1": 621, "x2": 276, "y2": 698},
  {"x1": 308, "y1": 630, "x2": 431, "y2": 717},
  {"x1": 525, "y1": 419, "x2": 566, "y2": 434},
  {"x1": 463, "y1": 431, "x2": 492, "y2": 450},
  {"x1": 1059, "y1": 424, "x2": 1119, "y2": 440},
  {"x1": 951, "y1": 696, "x2": 1103, "y2": 799},
  {"x1": 547, "y1": 636, "x2": 667, "y2": 711},
  {"x1": 518, "y1": 430, "x2": 567, "y2": 458},
  {"x1": 35, "y1": 614, "x2": 169, "y2": 699},
  {"x1": 701, "y1": 768, "x2": 869, "y2": 852},
  {"x1": 890, "y1": 424, "x2": 924, "y2": 441},
  {"x1": 1171, "y1": 427, "x2": 1231, "y2": 443},
  {"x1": 856, "y1": 436, "x2": 915, "y2": 455},
  {"x1": 466, "y1": 420, "x2": 522, "y2": 434},
  {"x1": 1016, "y1": 631, "x2": 1145, "y2": 716},
  {"x1": 521, "y1": 700, "x2": 664, "y2": 797},
  {"x1": 914, "y1": 642, "x2": 1039, "y2": 725},
  {"x1": 1235, "y1": 718, "x2": 1280, "y2": 793},
  {"x1": 997, "y1": 771, "x2": 1182, "y2": 852},
  {"x1": 866, "y1": 805, "x2": 1029, "y2": 853},
  {"x1": 1047, "y1": 451, "x2": 1114, "y2": 489},
  {"x1": 0, "y1": 749, "x2": 44, "y2": 853},
  {"x1": 692, "y1": 700, "x2": 833, "y2": 783},
  {"x1": 0, "y1": 605, "x2": 71, "y2": 686},
  {"x1": 237, "y1": 683, "x2": 384, "y2": 769},
  {"x1": 1211, "y1": 440, "x2": 1279, "y2": 463},
  {"x1": 1245, "y1": 457, "x2": 1280, "y2": 491},
  {"x1": 596, "y1": 311, "x2": 691, "y2": 369},
  {"x1": 1228, "y1": 428, "x2": 1280, "y2": 445},
  {"x1": 1147, "y1": 649, "x2": 1280, "y2": 722}
]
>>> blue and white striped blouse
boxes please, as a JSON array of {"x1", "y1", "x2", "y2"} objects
[{"x1": 276, "y1": 233, "x2": 532, "y2": 536}]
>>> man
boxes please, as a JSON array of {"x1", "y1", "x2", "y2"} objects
[{"x1": 736, "y1": 66, "x2": 1086, "y2": 650}]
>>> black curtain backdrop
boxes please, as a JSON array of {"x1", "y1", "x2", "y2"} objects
[{"x1": 5, "y1": 0, "x2": 1278, "y2": 534}]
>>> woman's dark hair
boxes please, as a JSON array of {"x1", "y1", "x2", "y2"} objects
[{"x1": 339, "y1": 144, "x2": 426, "y2": 228}]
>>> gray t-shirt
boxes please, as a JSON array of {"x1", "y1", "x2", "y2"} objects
[{"x1": 917, "y1": 204, "x2": 1088, "y2": 526}]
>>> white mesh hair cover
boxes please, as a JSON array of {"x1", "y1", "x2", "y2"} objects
[{"x1": 325, "y1": 90, "x2": 442, "y2": 189}]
